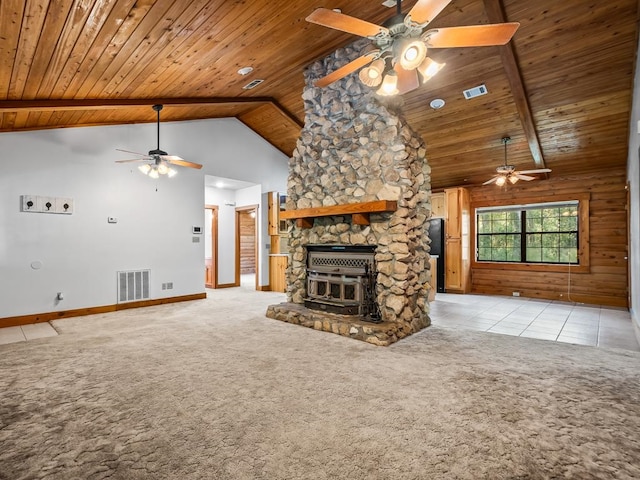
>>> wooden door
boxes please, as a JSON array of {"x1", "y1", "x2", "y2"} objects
[
  {"x1": 235, "y1": 205, "x2": 259, "y2": 289},
  {"x1": 444, "y1": 187, "x2": 470, "y2": 293},
  {"x1": 204, "y1": 205, "x2": 218, "y2": 288}
]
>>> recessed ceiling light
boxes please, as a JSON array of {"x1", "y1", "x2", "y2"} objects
[
  {"x1": 216, "y1": 181, "x2": 224, "y2": 188},
  {"x1": 237, "y1": 66, "x2": 253, "y2": 76},
  {"x1": 430, "y1": 98, "x2": 445, "y2": 109}
]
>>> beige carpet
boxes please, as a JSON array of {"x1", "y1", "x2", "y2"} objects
[{"x1": 1, "y1": 287, "x2": 640, "y2": 479}]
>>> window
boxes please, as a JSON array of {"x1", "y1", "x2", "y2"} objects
[{"x1": 476, "y1": 202, "x2": 579, "y2": 264}]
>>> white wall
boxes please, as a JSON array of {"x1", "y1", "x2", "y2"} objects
[
  {"x1": 1, "y1": 117, "x2": 288, "y2": 318},
  {"x1": 162, "y1": 117, "x2": 288, "y2": 192},
  {"x1": 627, "y1": 34, "x2": 640, "y2": 334},
  {"x1": 204, "y1": 184, "x2": 269, "y2": 287},
  {"x1": 204, "y1": 187, "x2": 237, "y2": 285}
]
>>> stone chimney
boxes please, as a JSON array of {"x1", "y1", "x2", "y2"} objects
[{"x1": 266, "y1": 40, "x2": 433, "y2": 345}]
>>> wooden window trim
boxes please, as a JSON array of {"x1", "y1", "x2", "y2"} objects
[{"x1": 471, "y1": 193, "x2": 590, "y2": 274}]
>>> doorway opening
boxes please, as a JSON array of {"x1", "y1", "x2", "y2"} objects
[
  {"x1": 236, "y1": 205, "x2": 259, "y2": 290},
  {"x1": 205, "y1": 205, "x2": 219, "y2": 288}
]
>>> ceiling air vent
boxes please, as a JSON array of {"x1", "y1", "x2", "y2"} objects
[
  {"x1": 242, "y1": 79, "x2": 264, "y2": 90},
  {"x1": 463, "y1": 84, "x2": 488, "y2": 99}
]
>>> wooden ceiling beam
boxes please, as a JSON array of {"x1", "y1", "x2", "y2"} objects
[
  {"x1": 0, "y1": 97, "x2": 275, "y2": 113},
  {"x1": 0, "y1": 97, "x2": 303, "y2": 131},
  {"x1": 483, "y1": 0, "x2": 546, "y2": 168}
]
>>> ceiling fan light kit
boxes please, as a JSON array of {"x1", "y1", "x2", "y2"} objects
[
  {"x1": 377, "y1": 70, "x2": 400, "y2": 96},
  {"x1": 483, "y1": 136, "x2": 552, "y2": 186},
  {"x1": 116, "y1": 104, "x2": 202, "y2": 178},
  {"x1": 358, "y1": 58, "x2": 385, "y2": 86},
  {"x1": 305, "y1": 0, "x2": 520, "y2": 96},
  {"x1": 416, "y1": 57, "x2": 445, "y2": 82}
]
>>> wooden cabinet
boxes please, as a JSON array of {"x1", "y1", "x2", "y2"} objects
[
  {"x1": 267, "y1": 192, "x2": 279, "y2": 236},
  {"x1": 268, "y1": 192, "x2": 288, "y2": 291},
  {"x1": 269, "y1": 255, "x2": 288, "y2": 293},
  {"x1": 431, "y1": 192, "x2": 445, "y2": 218},
  {"x1": 444, "y1": 187, "x2": 470, "y2": 293},
  {"x1": 205, "y1": 258, "x2": 214, "y2": 288},
  {"x1": 428, "y1": 257, "x2": 437, "y2": 302}
]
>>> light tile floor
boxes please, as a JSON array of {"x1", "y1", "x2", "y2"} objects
[
  {"x1": 430, "y1": 293, "x2": 640, "y2": 351},
  {"x1": 0, "y1": 323, "x2": 58, "y2": 345},
  {"x1": 1, "y1": 293, "x2": 638, "y2": 352}
]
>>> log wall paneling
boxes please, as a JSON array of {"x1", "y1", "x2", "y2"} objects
[
  {"x1": 468, "y1": 170, "x2": 629, "y2": 307},
  {"x1": 239, "y1": 212, "x2": 256, "y2": 274}
]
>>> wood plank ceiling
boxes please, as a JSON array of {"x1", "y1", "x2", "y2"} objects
[{"x1": 0, "y1": 0, "x2": 637, "y2": 190}]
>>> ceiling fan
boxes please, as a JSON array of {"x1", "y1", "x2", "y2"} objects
[
  {"x1": 116, "y1": 104, "x2": 202, "y2": 178},
  {"x1": 483, "y1": 137, "x2": 551, "y2": 186},
  {"x1": 305, "y1": 0, "x2": 520, "y2": 95}
]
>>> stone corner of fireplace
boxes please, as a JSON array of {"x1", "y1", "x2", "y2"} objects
[{"x1": 265, "y1": 301, "x2": 430, "y2": 347}]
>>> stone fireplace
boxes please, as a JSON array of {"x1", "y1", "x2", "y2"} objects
[{"x1": 266, "y1": 39, "x2": 433, "y2": 346}]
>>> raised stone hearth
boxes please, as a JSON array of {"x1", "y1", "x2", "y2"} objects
[
  {"x1": 266, "y1": 39, "x2": 433, "y2": 346},
  {"x1": 266, "y1": 303, "x2": 407, "y2": 346}
]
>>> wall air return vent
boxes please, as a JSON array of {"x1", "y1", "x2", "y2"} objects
[
  {"x1": 242, "y1": 79, "x2": 264, "y2": 90},
  {"x1": 463, "y1": 84, "x2": 488, "y2": 99},
  {"x1": 117, "y1": 270, "x2": 150, "y2": 303}
]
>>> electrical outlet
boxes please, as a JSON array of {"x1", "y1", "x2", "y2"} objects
[
  {"x1": 512, "y1": 291, "x2": 520, "y2": 297},
  {"x1": 55, "y1": 197, "x2": 73, "y2": 214},
  {"x1": 21, "y1": 195, "x2": 40, "y2": 212}
]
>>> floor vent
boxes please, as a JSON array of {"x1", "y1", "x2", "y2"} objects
[
  {"x1": 117, "y1": 270, "x2": 150, "y2": 303},
  {"x1": 463, "y1": 84, "x2": 488, "y2": 99}
]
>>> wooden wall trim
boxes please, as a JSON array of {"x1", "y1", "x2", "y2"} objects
[
  {"x1": 0, "y1": 293, "x2": 207, "y2": 329},
  {"x1": 471, "y1": 192, "x2": 591, "y2": 273}
]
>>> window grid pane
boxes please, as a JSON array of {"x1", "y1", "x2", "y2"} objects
[{"x1": 477, "y1": 204, "x2": 578, "y2": 265}]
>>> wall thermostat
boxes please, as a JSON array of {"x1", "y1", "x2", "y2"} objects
[{"x1": 192, "y1": 226, "x2": 202, "y2": 234}]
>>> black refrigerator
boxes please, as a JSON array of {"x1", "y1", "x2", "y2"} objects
[{"x1": 427, "y1": 218, "x2": 445, "y2": 293}]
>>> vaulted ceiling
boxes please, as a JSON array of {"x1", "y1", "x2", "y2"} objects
[{"x1": 1, "y1": 0, "x2": 637, "y2": 190}]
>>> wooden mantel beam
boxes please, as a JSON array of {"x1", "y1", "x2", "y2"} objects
[
  {"x1": 483, "y1": 0, "x2": 546, "y2": 169},
  {"x1": 280, "y1": 200, "x2": 398, "y2": 228}
]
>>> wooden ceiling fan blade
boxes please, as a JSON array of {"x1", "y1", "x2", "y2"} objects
[
  {"x1": 306, "y1": 8, "x2": 389, "y2": 38},
  {"x1": 515, "y1": 173, "x2": 536, "y2": 181},
  {"x1": 160, "y1": 154, "x2": 185, "y2": 162},
  {"x1": 394, "y1": 64, "x2": 420, "y2": 94},
  {"x1": 315, "y1": 52, "x2": 378, "y2": 87},
  {"x1": 116, "y1": 148, "x2": 148, "y2": 157},
  {"x1": 166, "y1": 158, "x2": 203, "y2": 169},
  {"x1": 423, "y1": 23, "x2": 520, "y2": 48},
  {"x1": 407, "y1": 0, "x2": 453, "y2": 26},
  {"x1": 483, "y1": 176, "x2": 499, "y2": 185},
  {"x1": 517, "y1": 168, "x2": 551, "y2": 174},
  {"x1": 116, "y1": 158, "x2": 148, "y2": 163}
]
